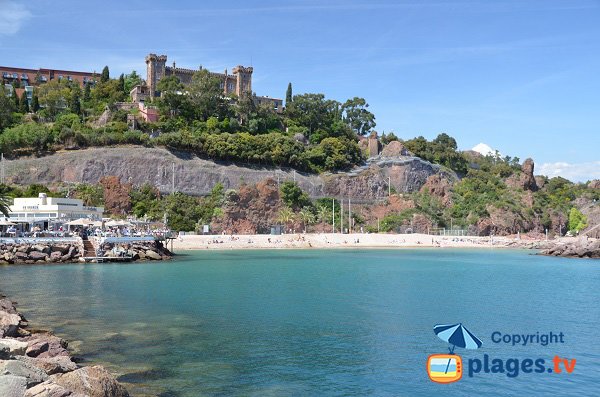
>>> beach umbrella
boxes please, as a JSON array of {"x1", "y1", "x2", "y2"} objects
[
  {"x1": 434, "y1": 323, "x2": 482, "y2": 353},
  {"x1": 65, "y1": 218, "x2": 92, "y2": 226}
]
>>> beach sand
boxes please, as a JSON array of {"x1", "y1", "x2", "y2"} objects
[{"x1": 171, "y1": 233, "x2": 545, "y2": 251}]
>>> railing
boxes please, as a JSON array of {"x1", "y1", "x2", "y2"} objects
[{"x1": 0, "y1": 237, "x2": 80, "y2": 244}]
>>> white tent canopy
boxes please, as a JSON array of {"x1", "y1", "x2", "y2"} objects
[
  {"x1": 65, "y1": 218, "x2": 94, "y2": 226},
  {"x1": 0, "y1": 219, "x2": 16, "y2": 226}
]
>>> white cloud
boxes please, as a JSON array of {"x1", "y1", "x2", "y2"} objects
[
  {"x1": 0, "y1": 1, "x2": 31, "y2": 35},
  {"x1": 537, "y1": 161, "x2": 600, "y2": 183}
]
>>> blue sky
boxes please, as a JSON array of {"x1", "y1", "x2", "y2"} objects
[{"x1": 1, "y1": 0, "x2": 599, "y2": 181}]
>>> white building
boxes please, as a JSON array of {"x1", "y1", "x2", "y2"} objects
[{"x1": 8, "y1": 194, "x2": 104, "y2": 228}]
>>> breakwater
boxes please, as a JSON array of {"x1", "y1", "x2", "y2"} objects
[{"x1": 0, "y1": 238, "x2": 172, "y2": 264}]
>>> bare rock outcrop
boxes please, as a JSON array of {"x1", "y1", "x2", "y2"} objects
[
  {"x1": 540, "y1": 238, "x2": 600, "y2": 258},
  {"x1": 6, "y1": 146, "x2": 446, "y2": 199},
  {"x1": 212, "y1": 178, "x2": 282, "y2": 234},
  {"x1": 380, "y1": 141, "x2": 411, "y2": 157},
  {"x1": 419, "y1": 174, "x2": 452, "y2": 205}
]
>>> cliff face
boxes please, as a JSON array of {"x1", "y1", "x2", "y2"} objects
[{"x1": 5, "y1": 146, "x2": 446, "y2": 199}]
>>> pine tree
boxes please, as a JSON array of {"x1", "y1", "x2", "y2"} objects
[
  {"x1": 101, "y1": 66, "x2": 110, "y2": 83},
  {"x1": 31, "y1": 93, "x2": 40, "y2": 112},
  {"x1": 83, "y1": 83, "x2": 91, "y2": 102},
  {"x1": 70, "y1": 87, "x2": 81, "y2": 115},
  {"x1": 286, "y1": 82, "x2": 293, "y2": 106},
  {"x1": 18, "y1": 92, "x2": 29, "y2": 113},
  {"x1": 118, "y1": 74, "x2": 125, "y2": 93},
  {"x1": 11, "y1": 89, "x2": 19, "y2": 109}
]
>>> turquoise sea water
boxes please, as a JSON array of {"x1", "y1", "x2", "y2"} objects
[{"x1": 1, "y1": 249, "x2": 599, "y2": 396}]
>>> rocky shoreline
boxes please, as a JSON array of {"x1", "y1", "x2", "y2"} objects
[
  {"x1": 0, "y1": 240, "x2": 172, "y2": 265},
  {"x1": 539, "y1": 237, "x2": 600, "y2": 259},
  {"x1": 0, "y1": 293, "x2": 129, "y2": 397}
]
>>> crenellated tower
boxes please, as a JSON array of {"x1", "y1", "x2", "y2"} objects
[
  {"x1": 145, "y1": 53, "x2": 167, "y2": 97},
  {"x1": 232, "y1": 66, "x2": 253, "y2": 96}
]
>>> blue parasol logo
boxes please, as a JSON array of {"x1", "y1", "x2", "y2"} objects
[{"x1": 434, "y1": 323, "x2": 483, "y2": 354}]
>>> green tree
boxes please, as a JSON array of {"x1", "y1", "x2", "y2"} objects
[
  {"x1": 286, "y1": 93, "x2": 341, "y2": 138},
  {"x1": 277, "y1": 207, "x2": 295, "y2": 228},
  {"x1": 83, "y1": 83, "x2": 91, "y2": 103},
  {"x1": 30, "y1": 93, "x2": 40, "y2": 112},
  {"x1": 568, "y1": 207, "x2": 587, "y2": 233},
  {"x1": 0, "y1": 86, "x2": 15, "y2": 130},
  {"x1": 285, "y1": 82, "x2": 292, "y2": 106},
  {"x1": 188, "y1": 69, "x2": 228, "y2": 121},
  {"x1": 73, "y1": 183, "x2": 104, "y2": 206},
  {"x1": 118, "y1": 74, "x2": 125, "y2": 94},
  {"x1": 342, "y1": 97, "x2": 376, "y2": 136},
  {"x1": 235, "y1": 91, "x2": 256, "y2": 126},
  {"x1": 298, "y1": 206, "x2": 316, "y2": 232},
  {"x1": 69, "y1": 85, "x2": 82, "y2": 115},
  {"x1": 124, "y1": 71, "x2": 142, "y2": 93},
  {"x1": 156, "y1": 75, "x2": 189, "y2": 118},
  {"x1": 101, "y1": 66, "x2": 110, "y2": 83},
  {"x1": 0, "y1": 192, "x2": 10, "y2": 217},
  {"x1": 280, "y1": 181, "x2": 312, "y2": 209},
  {"x1": 18, "y1": 93, "x2": 29, "y2": 113},
  {"x1": 37, "y1": 80, "x2": 71, "y2": 120},
  {"x1": 11, "y1": 89, "x2": 19, "y2": 110}
]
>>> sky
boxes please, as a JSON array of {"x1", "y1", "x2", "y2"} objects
[{"x1": 1, "y1": 0, "x2": 599, "y2": 181}]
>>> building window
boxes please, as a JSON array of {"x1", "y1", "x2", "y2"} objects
[{"x1": 228, "y1": 83, "x2": 234, "y2": 91}]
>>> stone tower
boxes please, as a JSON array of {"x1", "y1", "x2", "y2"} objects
[
  {"x1": 232, "y1": 66, "x2": 253, "y2": 96},
  {"x1": 145, "y1": 53, "x2": 167, "y2": 97}
]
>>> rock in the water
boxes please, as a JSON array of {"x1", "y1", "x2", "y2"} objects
[
  {"x1": 145, "y1": 250, "x2": 162, "y2": 260},
  {"x1": 0, "y1": 338, "x2": 28, "y2": 358},
  {"x1": 0, "y1": 299, "x2": 18, "y2": 314},
  {"x1": 52, "y1": 366, "x2": 130, "y2": 397},
  {"x1": 25, "y1": 380, "x2": 76, "y2": 397},
  {"x1": 24, "y1": 334, "x2": 68, "y2": 358},
  {"x1": 0, "y1": 311, "x2": 22, "y2": 337},
  {"x1": 0, "y1": 374, "x2": 28, "y2": 397},
  {"x1": 0, "y1": 358, "x2": 48, "y2": 386}
]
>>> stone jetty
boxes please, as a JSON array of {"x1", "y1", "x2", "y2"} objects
[{"x1": 0, "y1": 239, "x2": 172, "y2": 265}]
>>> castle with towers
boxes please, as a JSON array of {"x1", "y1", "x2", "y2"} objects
[{"x1": 142, "y1": 53, "x2": 282, "y2": 112}]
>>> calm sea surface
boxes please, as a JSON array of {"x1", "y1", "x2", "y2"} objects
[{"x1": 1, "y1": 249, "x2": 599, "y2": 396}]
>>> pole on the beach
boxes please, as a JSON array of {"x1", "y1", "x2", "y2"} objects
[
  {"x1": 332, "y1": 199, "x2": 335, "y2": 233},
  {"x1": 340, "y1": 200, "x2": 343, "y2": 234},
  {"x1": 348, "y1": 198, "x2": 351, "y2": 234}
]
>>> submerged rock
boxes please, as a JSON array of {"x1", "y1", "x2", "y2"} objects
[{"x1": 51, "y1": 366, "x2": 130, "y2": 397}]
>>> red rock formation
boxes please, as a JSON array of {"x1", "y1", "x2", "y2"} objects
[{"x1": 99, "y1": 176, "x2": 132, "y2": 215}]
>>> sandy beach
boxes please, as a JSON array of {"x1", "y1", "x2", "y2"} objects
[{"x1": 172, "y1": 232, "x2": 551, "y2": 251}]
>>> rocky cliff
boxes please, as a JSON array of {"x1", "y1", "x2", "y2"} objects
[{"x1": 5, "y1": 146, "x2": 448, "y2": 199}]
